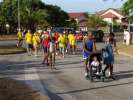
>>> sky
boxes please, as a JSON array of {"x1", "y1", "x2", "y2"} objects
[{"x1": 42, "y1": 0, "x2": 128, "y2": 13}]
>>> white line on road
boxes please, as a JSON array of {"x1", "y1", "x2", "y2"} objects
[{"x1": 24, "y1": 68, "x2": 49, "y2": 97}]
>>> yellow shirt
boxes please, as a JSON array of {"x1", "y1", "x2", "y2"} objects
[
  {"x1": 58, "y1": 35, "x2": 65, "y2": 47},
  {"x1": 68, "y1": 34, "x2": 76, "y2": 46},
  {"x1": 25, "y1": 32, "x2": 33, "y2": 44},
  {"x1": 17, "y1": 31, "x2": 23, "y2": 40},
  {"x1": 32, "y1": 34, "x2": 40, "y2": 46},
  {"x1": 63, "y1": 34, "x2": 68, "y2": 44}
]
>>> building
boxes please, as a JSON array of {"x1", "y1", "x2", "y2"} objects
[
  {"x1": 68, "y1": 12, "x2": 88, "y2": 31},
  {"x1": 96, "y1": 8, "x2": 125, "y2": 24}
]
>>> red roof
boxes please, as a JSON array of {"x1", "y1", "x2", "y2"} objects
[
  {"x1": 101, "y1": 12, "x2": 118, "y2": 18},
  {"x1": 68, "y1": 12, "x2": 85, "y2": 19}
]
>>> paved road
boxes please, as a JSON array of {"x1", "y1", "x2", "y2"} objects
[{"x1": 0, "y1": 42, "x2": 133, "y2": 100}]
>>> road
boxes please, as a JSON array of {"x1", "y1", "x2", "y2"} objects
[{"x1": 0, "y1": 42, "x2": 133, "y2": 100}]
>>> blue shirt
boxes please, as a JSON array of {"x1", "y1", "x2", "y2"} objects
[{"x1": 83, "y1": 39, "x2": 93, "y2": 59}]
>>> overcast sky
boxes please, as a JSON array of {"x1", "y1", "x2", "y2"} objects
[{"x1": 43, "y1": 0, "x2": 127, "y2": 13}]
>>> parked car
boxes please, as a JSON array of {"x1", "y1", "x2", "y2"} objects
[{"x1": 91, "y1": 30, "x2": 104, "y2": 42}]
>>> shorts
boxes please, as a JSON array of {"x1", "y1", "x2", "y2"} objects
[
  {"x1": 27, "y1": 44, "x2": 33, "y2": 49},
  {"x1": 59, "y1": 47, "x2": 65, "y2": 54},
  {"x1": 43, "y1": 47, "x2": 48, "y2": 53},
  {"x1": 18, "y1": 39, "x2": 23, "y2": 41},
  {"x1": 83, "y1": 52, "x2": 90, "y2": 60}
]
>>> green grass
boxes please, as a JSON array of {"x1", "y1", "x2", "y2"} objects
[
  {"x1": 0, "y1": 45, "x2": 26, "y2": 55},
  {"x1": 0, "y1": 78, "x2": 48, "y2": 100},
  {"x1": 118, "y1": 42, "x2": 133, "y2": 55}
]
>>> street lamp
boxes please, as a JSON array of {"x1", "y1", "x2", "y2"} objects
[
  {"x1": 18, "y1": 0, "x2": 20, "y2": 30},
  {"x1": 5, "y1": 23, "x2": 10, "y2": 34}
]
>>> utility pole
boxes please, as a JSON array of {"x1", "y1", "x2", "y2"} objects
[{"x1": 18, "y1": 0, "x2": 20, "y2": 30}]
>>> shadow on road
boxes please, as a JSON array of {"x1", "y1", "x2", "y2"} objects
[
  {"x1": 115, "y1": 70, "x2": 133, "y2": 80},
  {"x1": 56, "y1": 60, "x2": 84, "y2": 66},
  {"x1": 0, "y1": 60, "x2": 64, "y2": 77},
  {"x1": 56, "y1": 81, "x2": 133, "y2": 95}
]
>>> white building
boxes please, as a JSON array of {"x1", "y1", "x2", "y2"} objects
[{"x1": 97, "y1": 8, "x2": 125, "y2": 24}]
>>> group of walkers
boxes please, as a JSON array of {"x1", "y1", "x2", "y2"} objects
[
  {"x1": 17, "y1": 28, "x2": 119, "y2": 80},
  {"x1": 17, "y1": 29, "x2": 77, "y2": 69}
]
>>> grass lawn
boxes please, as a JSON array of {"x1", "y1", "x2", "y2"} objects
[
  {"x1": 118, "y1": 42, "x2": 133, "y2": 55},
  {"x1": 0, "y1": 35, "x2": 17, "y2": 40},
  {"x1": 0, "y1": 78, "x2": 48, "y2": 100},
  {"x1": 0, "y1": 45, "x2": 26, "y2": 55}
]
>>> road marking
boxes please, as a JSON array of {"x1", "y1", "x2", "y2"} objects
[{"x1": 24, "y1": 68, "x2": 49, "y2": 97}]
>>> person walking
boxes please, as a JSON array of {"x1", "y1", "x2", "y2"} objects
[
  {"x1": 82, "y1": 32, "x2": 96, "y2": 78},
  {"x1": 48, "y1": 35, "x2": 56, "y2": 69},
  {"x1": 25, "y1": 30, "x2": 33, "y2": 56},
  {"x1": 58, "y1": 33, "x2": 65, "y2": 58},
  {"x1": 124, "y1": 29, "x2": 131, "y2": 45},
  {"x1": 68, "y1": 32, "x2": 76, "y2": 54},
  {"x1": 54, "y1": 31, "x2": 59, "y2": 55},
  {"x1": 32, "y1": 32, "x2": 41, "y2": 57},
  {"x1": 42, "y1": 31, "x2": 50, "y2": 65},
  {"x1": 102, "y1": 33, "x2": 117, "y2": 80},
  {"x1": 17, "y1": 29, "x2": 23, "y2": 47}
]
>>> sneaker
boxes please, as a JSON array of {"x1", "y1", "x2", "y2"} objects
[
  {"x1": 62, "y1": 55, "x2": 65, "y2": 58},
  {"x1": 96, "y1": 72, "x2": 100, "y2": 75},
  {"x1": 35, "y1": 55, "x2": 38, "y2": 57},
  {"x1": 85, "y1": 72, "x2": 87, "y2": 76},
  {"x1": 56, "y1": 52, "x2": 58, "y2": 55},
  {"x1": 65, "y1": 49, "x2": 68, "y2": 53}
]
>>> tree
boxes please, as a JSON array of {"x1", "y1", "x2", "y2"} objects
[
  {"x1": 86, "y1": 14, "x2": 107, "y2": 28},
  {"x1": 122, "y1": 0, "x2": 133, "y2": 21},
  {"x1": 45, "y1": 5, "x2": 69, "y2": 27},
  {"x1": 0, "y1": 0, "x2": 69, "y2": 34}
]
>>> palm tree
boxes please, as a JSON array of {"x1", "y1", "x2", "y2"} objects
[{"x1": 86, "y1": 14, "x2": 107, "y2": 29}]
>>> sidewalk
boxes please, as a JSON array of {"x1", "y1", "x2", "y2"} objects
[{"x1": 118, "y1": 42, "x2": 133, "y2": 58}]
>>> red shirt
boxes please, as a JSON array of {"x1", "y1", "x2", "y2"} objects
[
  {"x1": 42, "y1": 37, "x2": 50, "y2": 48},
  {"x1": 54, "y1": 32, "x2": 59, "y2": 42}
]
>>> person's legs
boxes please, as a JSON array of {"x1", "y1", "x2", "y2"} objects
[
  {"x1": 49, "y1": 53, "x2": 52, "y2": 68},
  {"x1": 73, "y1": 45, "x2": 76, "y2": 54},
  {"x1": 53, "y1": 51, "x2": 55, "y2": 65},
  {"x1": 17, "y1": 39, "x2": 23, "y2": 47},
  {"x1": 103, "y1": 64, "x2": 109, "y2": 76},
  {"x1": 52, "y1": 52, "x2": 56, "y2": 69},
  {"x1": 34, "y1": 45, "x2": 38, "y2": 56},
  {"x1": 62, "y1": 47, "x2": 65, "y2": 58},
  {"x1": 109, "y1": 64, "x2": 115, "y2": 79},
  {"x1": 27, "y1": 44, "x2": 30, "y2": 55},
  {"x1": 55, "y1": 43, "x2": 58, "y2": 55},
  {"x1": 29, "y1": 44, "x2": 33, "y2": 55},
  {"x1": 84, "y1": 58, "x2": 89, "y2": 76},
  {"x1": 42, "y1": 48, "x2": 49, "y2": 65},
  {"x1": 59, "y1": 47, "x2": 62, "y2": 56}
]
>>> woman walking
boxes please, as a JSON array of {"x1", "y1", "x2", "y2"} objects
[{"x1": 103, "y1": 33, "x2": 117, "y2": 79}]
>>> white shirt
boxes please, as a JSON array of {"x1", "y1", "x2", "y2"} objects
[
  {"x1": 49, "y1": 42, "x2": 54, "y2": 53},
  {"x1": 91, "y1": 61, "x2": 99, "y2": 66},
  {"x1": 124, "y1": 30, "x2": 130, "y2": 40}
]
